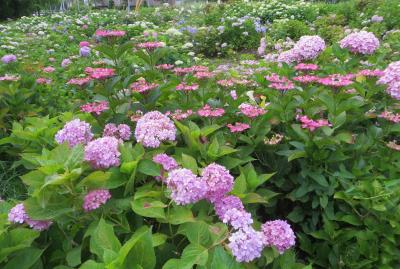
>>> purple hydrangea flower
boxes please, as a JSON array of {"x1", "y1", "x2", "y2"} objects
[
  {"x1": 153, "y1": 153, "x2": 178, "y2": 171},
  {"x1": 166, "y1": 168, "x2": 207, "y2": 205},
  {"x1": 80, "y1": 46, "x2": 91, "y2": 57},
  {"x1": 377, "y1": 61, "x2": 400, "y2": 100},
  {"x1": 83, "y1": 189, "x2": 111, "y2": 212},
  {"x1": 222, "y1": 208, "x2": 253, "y2": 230},
  {"x1": 25, "y1": 219, "x2": 53, "y2": 231},
  {"x1": 61, "y1": 58, "x2": 72, "y2": 68},
  {"x1": 84, "y1": 136, "x2": 121, "y2": 169},
  {"x1": 213, "y1": 195, "x2": 244, "y2": 220},
  {"x1": 261, "y1": 219, "x2": 296, "y2": 254},
  {"x1": 55, "y1": 119, "x2": 93, "y2": 147},
  {"x1": 134, "y1": 111, "x2": 176, "y2": 148},
  {"x1": 201, "y1": 163, "x2": 234, "y2": 202},
  {"x1": 292, "y1": 35, "x2": 326, "y2": 60},
  {"x1": 340, "y1": 31, "x2": 380, "y2": 55},
  {"x1": 1, "y1": 54, "x2": 17, "y2": 64},
  {"x1": 228, "y1": 226, "x2": 264, "y2": 262},
  {"x1": 8, "y1": 203, "x2": 28, "y2": 224},
  {"x1": 371, "y1": 15, "x2": 383, "y2": 23},
  {"x1": 103, "y1": 123, "x2": 131, "y2": 141}
]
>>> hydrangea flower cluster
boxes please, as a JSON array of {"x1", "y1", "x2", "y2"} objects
[
  {"x1": 130, "y1": 78, "x2": 159, "y2": 93},
  {"x1": 176, "y1": 82, "x2": 199, "y2": 91},
  {"x1": 295, "y1": 63, "x2": 319, "y2": 71},
  {"x1": 103, "y1": 123, "x2": 131, "y2": 141},
  {"x1": 227, "y1": 122, "x2": 250, "y2": 133},
  {"x1": 0, "y1": 75, "x2": 20, "y2": 81},
  {"x1": 222, "y1": 208, "x2": 253, "y2": 229},
  {"x1": 318, "y1": 74, "x2": 354, "y2": 87},
  {"x1": 61, "y1": 58, "x2": 72, "y2": 68},
  {"x1": 197, "y1": 105, "x2": 225, "y2": 118},
  {"x1": 83, "y1": 189, "x2": 112, "y2": 212},
  {"x1": 84, "y1": 136, "x2": 121, "y2": 169},
  {"x1": 134, "y1": 111, "x2": 176, "y2": 148},
  {"x1": 67, "y1": 77, "x2": 92, "y2": 86},
  {"x1": 55, "y1": 119, "x2": 93, "y2": 147},
  {"x1": 1, "y1": 54, "x2": 17, "y2": 64},
  {"x1": 239, "y1": 103, "x2": 265, "y2": 118},
  {"x1": 80, "y1": 101, "x2": 109, "y2": 115},
  {"x1": 95, "y1": 29, "x2": 126, "y2": 37},
  {"x1": 8, "y1": 203, "x2": 52, "y2": 231},
  {"x1": 340, "y1": 31, "x2": 380, "y2": 55},
  {"x1": 293, "y1": 75, "x2": 320, "y2": 84},
  {"x1": 377, "y1": 61, "x2": 400, "y2": 100},
  {"x1": 168, "y1": 109, "x2": 193, "y2": 120},
  {"x1": 201, "y1": 163, "x2": 234, "y2": 202},
  {"x1": 213, "y1": 195, "x2": 244, "y2": 220},
  {"x1": 136, "y1": 42, "x2": 165, "y2": 51},
  {"x1": 379, "y1": 111, "x2": 400, "y2": 123},
  {"x1": 156, "y1": 64, "x2": 174, "y2": 70},
  {"x1": 228, "y1": 227, "x2": 264, "y2": 262},
  {"x1": 85, "y1": 67, "x2": 115, "y2": 80},
  {"x1": 80, "y1": 46, "x2": 91, "y2": 57},
  {"x1": 297, "y1": 115, "x2": 332, "y2": 131},
  {"x1": 292, "y1": 35, "x2": 326, "y2": 60},
  {"x1": 153, "y1": 153, "x2": 178, "y2": 171},
  {"x1": 194, "y1": 71, "x2": 214, "y2": 79},
  {"x1": 165, "y1": 168, "x2": 207, "y2": 205},
  {"x1": 261, "y1": 220, "x2": 296, "y2": 253}
]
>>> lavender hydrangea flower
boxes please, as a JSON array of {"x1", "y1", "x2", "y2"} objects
[
  {"x1": 377, "y1": 61, "x2": 400, "y2": 100},
  {"x1": 165, "y1": 168, "x2": 207, "y2": 205},
  {"x1": 61, "y1": 58, "x2": 72, "y2": 68},
  {"x1": 201, "y1": 163, "x2": 234, "y2": 202},
  {"x1": 228, "y1": 226, "x2": 264, "y2": 262},
  {"x1": 213, "y1": 195, "x2": 244, "y2": 220},
  {"x1": 80, "y1": 46, "x2": 91, "y2": 57},
  {"x1": 222, "y1": 208, "x2": 253, "y2": 230},
  {"x1": 84, "y1": 136, "x2": 121, "y2": 169},
  {"x1": 25, "y1": 219, "x2": 53, "y2": 231},
  {"x1": 261, "y1": 220, "x2": 296, "y2": 254},
  {"x1": 153, "y1": 153, "x2": 178, "y2": 171},
  {"x1": 134, "y1": 111, "x2": 176, "y2": 148},
  {"x1": 83, "y1": 189, "x2": 111, "y2": 212},
  {"x1": 1, "y1": 54, "x2": 17, "y2": 64},
  {"x1": 292, "y1": 35, "x2": 326, "y2": 60},
  {"x1": 8, "y1": 203, "x2": 28, "y2": 224},
  {"x1": 103, "y1": 123, "x2": 131, "y2": 141},
  {"x1": 340, "y1": 31, "x2": 380, "y2": 55},
  {"x1": 55, "y1": 119, "x2": 93, "y2": 147}
]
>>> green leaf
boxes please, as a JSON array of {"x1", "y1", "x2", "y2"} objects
[
  {"x1": 178, "y1": 221, "x2": 211, "y2": 246},
  {"x1": 181, "y1": 244, "x2": 208, "y2": 266},
  {"x1": 231, "y1": 173, "x2": 247, "y2": 195},
  {"x1": 291, "y1": 124, "x2": 309, "y2": 142},
  {"x1": 201, "y1": 125, "x2": 222, "y2": 137},
  {"x1": 90, "y1": 219, "x2": 121, "y2": 260},
  {"x1": 24, "y1": 198, "x2": 73, "y2": 220},
  {"x1": 210, "y1": 246, "x2": 243, "y2": 269},
  {"x1": 137, "y1": 159, "x2": 161, "y2": 176},
  {"x1": 0, "y1": 228, "x2": 39, "y2": 262},
  {"x1": 3, "y1": 247, "x2": 44, "y2": 269},
  {"x1": 131, "y1": 198, "x2": 166, "y2": 219},
  {"x1": 207, "y1": 138, "x2": 220, "y2": 159},
  {"x1": 65, "y1": 144, "x2": 84, "y2": 170},
  {"x1": 308, "y1": 172, "x2": 329, "y2": 187},
  {"x1": 80, "y1": 260, "x2": 105, "y2": 269},
  {"x1": 181, "y1": 153, "x2": 198, "y2": 173},
  {"x1": 167, "y1": 206, "x2": 194, "y2": 225},
  {"x1": 288, "y1": 150, "x2": 307, "y2": 162},
  {"x1": 78, "y1": 171, "x2": 111, "y2": 189},
  {"x1": 66, "y1": 246, "x2": 82, "y2": 267},
  {"x1": 152, "y1": 233, "x2": 168, "y2": 247}
]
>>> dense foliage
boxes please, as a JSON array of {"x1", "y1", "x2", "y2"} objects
[{"x1": 1, "y1": 0, "x2": 400, "y2": 268}]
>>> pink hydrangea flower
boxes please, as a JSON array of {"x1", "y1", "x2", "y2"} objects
[
  {"x1": 379, "y1": 111, "x2": 400, "y2": 123},
  {"x1": 318, "y1": 74, "x2": 353, "y2": 87},
  {"x1": 130, "y1": 78, "x2": 159, "y2": 94},
  {"x1": 84, "y1": 137, "x2": 121, "y2": 169},
  {"x1": 36, "y1": 78, "x2": 52, "y2": 84},
  {"x1": 377, "y1": 61, "x2": 400, "y2": 100},
  {"x1": 194, "y1": 71, "x2": 214, "y2": 79},
  {"x1": 340, "y1": 31, "x2": 380, "y2": 55},
  {"x1": 95, "y1": 29, "x2": 126, "y2": 38},
  {"x1": 83, "y1": 189, "x2": 111, "y2": 211},
  {"x1": 166, "y1": 168, "x2": 207, "y2": 205},
  {"x1": 357, "y1": 69, "x2": 384, "y2": 77},
  {"x1": 201, "y1": 163, "x2": 234, "y2": 202},
  {"x1": 176, "y1": 82, "x2": 199, "y2": 91},
  {"x1": 25, "y1": 219, "x2": 53, "y2": 231},
  {"x1": 293, "y1": 75, "x2": 319, "y2": 84},
  {"x1": 297, "y1": 115, "x2": 332, "y2": 131},
  {"x1": 67, "y1": 77, "x2": 92, "y2": 86},
  {"x1": 79, "y1": 41, "x2": 90, "y2": 47},
  {"x1": 230, "y1": 90, "x2": 238, "y2": 100},
  {"x1": 292, "y1": 35, "x2": 326, "y2": 60},
  {"x1": 156, "y1": 64, "x2": 174, "y2": 70},
  {"x1": 197, "y1": 105, "x2": 225, "y2": 118},
  {"x1": 227, "y1": 122, "x2": 250, "y2": 133},
  {"x1": 294, "y1": 63, "x2": 319, "y2": 71},
  {"x1": 61, "y1": 58, "x2": 72, "y2": 68},
  {"x1": 85, "y1": 67, "x2": 115, "y2": 80},
  {"x1": 239, "y1": 103, "x2": 265, "y2": 118},
  {"x1": 136, "y1": 42, "x2": 165, "y2": 51},
  {"x1": 0, "y1": 75, "x2": 20, "y2": 81},
  {"x1": 153, "y1": 153, "x2": 178, "y2": 171},
  {"x1": 80, "y1": 101, "x2": 109, "y2": 115},
  {"x1": 55, "y1": 119, "x2": 93, "y2": 147},
  {"x1": 173, "y1": 67, "x2": 194, "y2": 76},
  {"x1": 261, "y1": 220, "x2": 296, "y2": 254},
  {"x1": 228, "y1": 227, "x2": 264, "y2": 262},
  {"x1": 134, "y1": 111, "x2": 176, "y2": 148},
  {"x1": 169, "y1": 109, "x2": 193, "y2": 120},
  {"x1": 217, "y1": 79, "x2": 235, "y2": 87},
  {"x1": 43, "y1": 66, "x2": 55, "y2": 73}
]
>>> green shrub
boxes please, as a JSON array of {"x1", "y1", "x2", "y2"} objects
[{"x1": 270, "y1": 19, "x2": 311, "y2": 40}]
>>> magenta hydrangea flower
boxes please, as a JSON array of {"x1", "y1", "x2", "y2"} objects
[
  {"x1": 261, "y1": 220, "x2": 296, "y2": 254},
  {"x1": 1, "y1": 54, "x2": 17, "y2": 64},
  {"x1": 197, "y1": 105, "x2": 225, "y2": 118},
  {"x1": 239, "y1": 103, "x2": 265, "y2": 118},
  {"x1": 297, "y1": 115, "x2": 332, "y2": 131},
  {"x1": 84, "y1": 136, "x2": 121, "y2": 169},
  {"x1": 228, "y1": 227, "x2": 264, "y2": 262},
  {"x1": 55, "y1": 119, "x2": 93, "y2": 147},
  {"x1": 213, "y1": 195, "x2": 244, "y2": 220},
  {"x1": 165, "y1": 168, "x2": 207, "y2": 205},
  {"x1": 222, "y1": 208, "x2": 253, "y2": 230},
  {"x1": 201, "y1": 163, "x2": 234, "y2": 202},
  {"x1": 134, "y1": 111, "x2": 176, "y2": 148},
  {"x1": 8, "y1": 203, "x2": 28, "y2": 224},
  {"x1": 80, "y1": 101, "x2": 109, "y2": 115},
  {"x1": 95, "y1": 29, "x2": 126, "y2": 38},
  {"x1": 340, "y1": 31, "x2": 380, "y2": 55},
  {"x1": 227, "y1": 122, "x2": 250, "y2": 133},
  {"x1": 130, "y1": 78, "x2": 159, "y2": 94},
  {"x1": 103, "y1": 123, "x2": 131, "y2": 141},
  {"x1": 83, "y1": 189, "x2": 111, "y2": 212},
  {"x1": 153, "y1": 153, "x2": 178, "y2": 171}
]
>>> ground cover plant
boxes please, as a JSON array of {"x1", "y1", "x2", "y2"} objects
[{"x1": 0, "y1": 0, "x2": 400, "y2": 268}]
